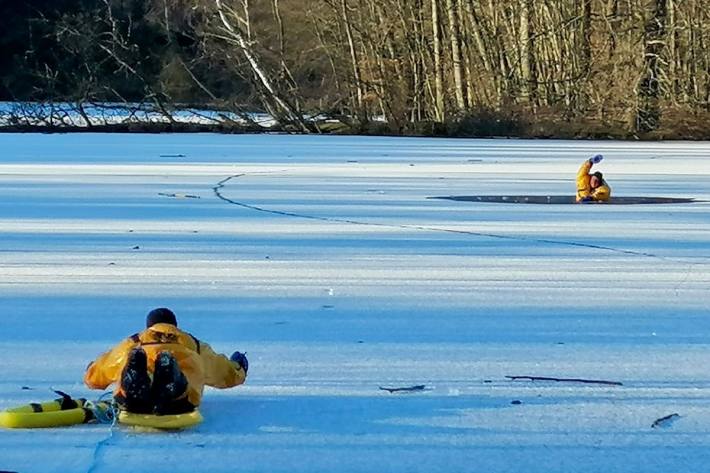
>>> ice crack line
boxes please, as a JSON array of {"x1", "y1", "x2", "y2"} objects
[
  {"x1": 212, "y1": 173, "x2": 682, "y2": 261},
  {"x1": 86, "y1": 420, "x2": 116, "y2": 473}
]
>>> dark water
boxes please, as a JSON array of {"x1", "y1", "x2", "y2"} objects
[{"x1": 432, "y1": 195, "x2": 699, "y2": 205}]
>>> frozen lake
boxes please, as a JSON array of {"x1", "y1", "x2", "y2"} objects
[{"x1": 1, "y1": 133, "x2": 709, "y2": 472}]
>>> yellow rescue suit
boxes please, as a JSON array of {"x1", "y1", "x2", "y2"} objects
[
  {"x1": 576, "y1": 160, "x2": 611, "y2": 202},
  {"x1": 84, "y1": 323, "x2": 245, "y2": 407}
]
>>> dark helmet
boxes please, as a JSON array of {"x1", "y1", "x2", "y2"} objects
[
  {"x1": 592, "y1": 171, "x2": 604, "y2": 182},
  {"x1": 146, "y1": 307, "x2": 177, "y2": 328}
]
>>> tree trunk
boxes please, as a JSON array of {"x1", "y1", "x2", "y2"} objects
[
  {"x1": 489, "y1": 0, "x2": 514, "y2": 103},
  {"x1": 578, "y1": 0, "x2": 592, "y2": 111},
  {"x1": 308, "y1": 8, "x2": 344, "y2": 103},
  {"x1": 272, "y1": 0, "x2": 297, "y2": 89},
  {"x1": 431, "y1": 0, "x2": 445, "y2": 121},
  {"x1": 341, "y1": 0, "x2": 366, "y2": 120},
  {"x1": 581, "y1": 0, "x2": 592, "y2": 74},
  {"x1": 637, "y1": 0, "x2": 668, "y2": 133},
  {"x1": 519, "y1": 0, "x2": 531, "y2": 102},
  {"x1": 666, "y1": 0, "x2": 677, "y2": 103},
  {"x1": 214, "y1": 0, "x2": 310, "y2": 132},
  {"x1": 462, "y1": 0, "x2": 495, "y2": 104},
  {"x1": 446, "y1": 0, "x2": 467, "y2": 111}
]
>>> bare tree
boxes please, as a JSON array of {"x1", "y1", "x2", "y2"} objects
[
  {"x1": 213, "y1": 0, "x2": 312, "y2": 132},
  {"x1": 9, "y1": 0, "x2": 710, "y2": 137},
  {"x1": 340, "y1": 0, "x2": 366, "y2": 120},
  {"x1": 637, "y1": 0, "x2": 668, "y2": 132},
  {"x1": 431, "y1": 0, "x2": 446, "y2": 121},
  {"x1": 446, "y1": 0, "x2": 466, "y2": 111}
]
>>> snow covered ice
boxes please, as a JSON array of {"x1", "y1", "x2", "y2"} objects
[{"x1": 0, "y1": 133, "x2": 709, "y2": 472}]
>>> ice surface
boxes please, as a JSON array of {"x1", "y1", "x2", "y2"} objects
[{"x1": 0, "y1": 134, "x2": 709, "y2": 472}]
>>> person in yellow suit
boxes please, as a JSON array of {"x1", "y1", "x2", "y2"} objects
[
  {"x1": 576, "y1": 154, "x2": 611, "y2": 203},
  {"x1": 85, "y1": 308, "x2": 247, "y2": 414}
]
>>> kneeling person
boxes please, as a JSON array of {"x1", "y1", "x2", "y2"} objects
[{"x1": 84, "y1": 308, "x2": 247, "y2": 415}]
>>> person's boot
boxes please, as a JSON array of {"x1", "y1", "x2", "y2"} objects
[
  {"x1": 119, "y1": 348, "x2": 153, "y2": 413},
  {"x1": 152, "y1": 351, "x2": 189, "y2": 415}
]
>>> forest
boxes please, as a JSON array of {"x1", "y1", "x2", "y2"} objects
[{"x1": 1, "y1": 0, "x2": 709, "y2": 138}]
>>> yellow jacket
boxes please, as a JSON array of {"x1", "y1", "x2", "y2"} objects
[
  {"x1": 84, "y1": 323, "x2": 246, "y2": 407},
  {"x1": 576, "y1": 160, "x2": 611, "y2": 202}
]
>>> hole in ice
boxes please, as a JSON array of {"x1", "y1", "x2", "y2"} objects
[{"x1": 432, "y1": 195, "x2": 700, "y2": 205}]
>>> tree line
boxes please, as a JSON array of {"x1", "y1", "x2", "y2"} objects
[{"x1": 1, "y1": 0, "x2": 709, "y2": 138}]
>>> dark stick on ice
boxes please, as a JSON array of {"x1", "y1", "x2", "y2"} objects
[
  {"x1": 158, "y1": 192, "x2": 200, "y2": 199},
  {"x1": 506, "y1": 376, "x2": 623, "y2": 386},
  {"x1": 379, "y1": 385, "x2": 426, "y2": 393},
  {"x1": 652, "y1": 413, "x2": 680, "y2": 429}
]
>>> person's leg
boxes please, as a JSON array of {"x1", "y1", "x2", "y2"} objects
[
  {"x1": 117, "y1": 348, "x2": 153, "y2": 413},
  {"x1": 152, "y1": 351, "x2": 193, "y2": 414}
]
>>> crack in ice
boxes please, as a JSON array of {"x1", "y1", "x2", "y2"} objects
[{"x1": 212, "y1": 172, "x2": 706, "y2": 264}]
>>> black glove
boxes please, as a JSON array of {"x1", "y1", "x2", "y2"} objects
[{"x1": 230, "y1": 351, "x2": 248, "y2": 374}]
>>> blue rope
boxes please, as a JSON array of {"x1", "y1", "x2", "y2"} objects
[{"x1": 85, "y1": 393, "x2": 119, "y2": 473}]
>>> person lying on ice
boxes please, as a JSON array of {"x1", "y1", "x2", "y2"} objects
[
  {"x1": 576, "y1": 154, "x2": 611, "y2": 203},
  {"x1": 84, "y1": 308, "x2": 247, "y2": 415}
]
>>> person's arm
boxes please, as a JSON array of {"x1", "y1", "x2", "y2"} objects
[
  {"x1": 577, "y1": 159, "x2": 593, "y2": 181},
  {"x1": 84, "y1": 337, "x2": 137, "y2": 390},
  {"x1": 199, "y1": 342, "x2": 247, "y2": 389},
  {"x1": 576, "y1": 160, "x2": 592, "y2": 201}
]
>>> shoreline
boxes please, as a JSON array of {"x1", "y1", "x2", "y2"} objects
[{"x1": 2, "y1": 126, "x2": 708, "y2": 141}]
